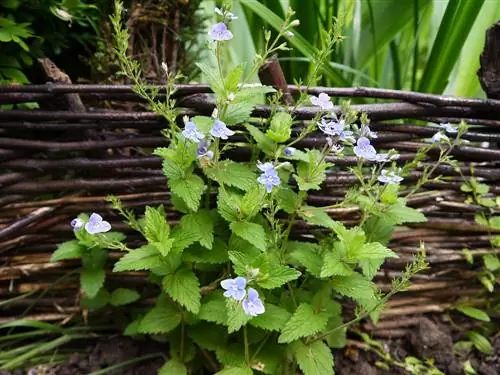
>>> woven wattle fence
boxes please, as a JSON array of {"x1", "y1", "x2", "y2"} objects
[{"x1": 0, "y1": 79, "x2": 499, "y2": 338}]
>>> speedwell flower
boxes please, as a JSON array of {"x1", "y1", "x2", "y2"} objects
[
  {"x1": 378, "y1": 169, "x2": 403, "y2": 184},
  {"x1": 182, "y1": 118, "x2": 204, "y2": 143},
  {"x1": 353, "y1": 137, "x2": 377, "y2": 160},
  {"x1": 209, "y1": 23, "x2": 233, "y2": 41},
  {"x1": 439, "y1": 123, "x2": 458, "y2": 133},
  {"x1": 210, "y1": 119, "x2": 235, "y2": 140},
  {"x1": 432, "y1": 132, "x2": 449, "y2": 143},
  {"x1": 84, "y1": 213, "x2": 111, "y2": 234},
  {"x1": 242, "y1": 288, "x2": 265, "y2": 317},
  {"x1": 221, "y1": 277, "x2": 247, "y2": 301},
  {"x1": 196, "y1": 139, "x2": 214, "y2": 160},
  {"x1": 70, "y1": 218, "x2": 84, "y2": 230},
  {"x1": 257, "y1": 162, "x2": 280, "y2": 193},
  {"x1": 310, "y1": 93, "x2": 333, "y2": 110},
  {"x1": 317, "y1": 118, "x2": 355, "y2": 142},
  {"x1": 283, "y1": 147, "x2": 296, "y2": 156}
]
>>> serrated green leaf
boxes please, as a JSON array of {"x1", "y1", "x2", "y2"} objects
[
  {"x1": 188, "y1": 323, "x2": 228, "y2": 351},
  {"x1": 349, "y1": 242, "x2": 398, "y2": 261},
  {"x1": 267, "y1": 111, "x2": 293, "y2": 143},
  {"x1": 456, "y1": 306, "x2": 490, "y2": 322},
  {"x1": 51, "y1": 240, "x2": 84, "y2": 262},
  {"x1": 483, "y1": 254, "x2": 500, "y2": 271},
  {"x1": 291, "y1": 340, "x2": 334, "y2": 375},
  {"x1": 191, "y1": 116, "x2": 214, "y2": 133},
  {"x1": 169, "y1": 175, "x2": 205, "y2": 212},
  {"x1": 224, "y1": 102, "x2": 254, "y2": 125},
  {"x1": 206, "y1": 161, "x2": 257, "y2": 191},
  {"x1": 80, "y1": 267, "x2": 105, "y2": 298},
  {"x1": 81, "y1": 289, "x2": 110, "y2": 310},
  {"x1": 198, "y1": 294, "x2": 228, "y2": 325},
  {"x1": 288, "y1": 241, "x2": 323, "y2": 277},
  {"x1": 359, "y1": 258, "x2": 386, "y2": 280},
  {"x1": 330, "y1": 274, "x2": 377, "y2": 307},
  {"x1": 99, "y1": 231, "x2": 126, "y2": 243},
  {"x1": 227, "y1": 298, "x2": 252, "y2": 333},
  {"x1": 321, "y1": 250, "x2": 354, "y2": 278},
  {"x1": 144, "y1": 206, "x2": 170, "y2": 244},
  {"x1": 183, "y1": 239, "x2": 229, "y2": 264},
  {"x1": 180, "y1": 210, "x2": 215, "y2": 249},
  {"x1": 197, "y1": 62, "x2": 224, "y2": 96},
  {"x1": 109, "y1": 288, "x2": 140, "y2": 306},
  {"x1": 163, "y1": 268, "x2": 201, "y2": 314},
  {"x1": 224, "y1": 64, "x2": 244, "y2": 93},
  {"x1": 278, "y1": 303, "x2": 329, "y2": 343},
  {"x1": 158, "y1": 359, "x2": 187, "y2": 375},
  {"x1": 258, "y1": 264, "x2": 301, "y2": 289},
  {"x1": 250, "y1": 303, "x2": 291, "y2": 331},
  {"x1": 215, "y1": 342, "x2": 247, "y2": 367},
  {"x1": 218, "y1": 188, "x2": 242, "y2": 222},
  {"x1": 228, "y1": 250, "x2": 255, "y2": 276},
  {"x1": 363, "y1": 215, "x2": 394, "y2": 245},
  {"x1": 215, "y1": 367, "x2": 253, "y2": 375},
  {"x1": 113, "y1": 245, "x2": 161, "y2": 272},
  {"x1": 466, "y1": 331, "x2": 493, "y2": 354},
  {"x1": 245, "y1": 124, "x2": 275, "y2": 155},
  {"x1": 240, "y1": 185, "x2": 266, "y2": 220},
  {"x1": 277, "y1": 188, "x2": 300, "y2": 214},
  {"x1": 294, "y1": 150, "x2": 330, "y2": 191},
  {"x1": 298, "y1": 206, "x2": 335, "y2": 229},
  {"x1": 170, "y1": 225, "x2": 198, "y2": 254},
  {"x1": 386, "y1": 199, "x2": 427, "y2": 224},
  {"x1": 230, "y1": 221, "x2": 267, "y2": 251},
  {"x1": 138, "y1": 297, "x2": 181, "y2": 334}
]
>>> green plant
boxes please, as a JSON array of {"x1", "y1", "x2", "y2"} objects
[{"x1": 49, "y1": 2, "x2": 468, "y2": 374}]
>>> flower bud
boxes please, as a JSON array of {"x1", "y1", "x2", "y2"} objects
[{"x1": 289, "y1": 19, "x2": 300, "y2": 27}]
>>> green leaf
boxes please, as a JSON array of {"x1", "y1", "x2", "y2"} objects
[
  {"x1": 226, "y1": 298, "x2": 252, "y2": 333},
  {"x1": 258, "y1": 264, "x2": 301, "y2": 289},
  {"x1": 278, "y1": 303, "x2": 329, "y2": 343},
  {"x1": 206, "y1": 161, "x2": 256, "y2": 191},
  {"x1": 483, "y1": 254, "x2": 500, "y2": 271},
  {"x1": 180, "y1": 210, "x2": 214, "y2": 249},
  {"x1": 466, "y1": 331, "x2": 493, "y2": 354},
  {"x1": 215, "y1": 366, "x2": 253, "y2": 375},
  {"x1": 163, "y1": 268, "x2": 201, "y2": 314},
  {"x1": 144, "y1": 206, "x2": 170, "y2": 244},
  {"x1": 217, "y1": 188, "x2": 242, "y2": 222},
  {"x1": 138, "y1": 297, "x2": 181, "y2": 334},
  {"x1": 159, "y1": 359, "x2": 187, "y2": 375},
  {"x1": 456, "y1": 306, "x2": 490, "y2": 322},
  {"x1": 80, "y1": 268, "x2": 105, "y2": 299},
  {"x1": 224, "y1": 102, "x2": 254, "y2": 125},
  {"x1": 51, "y1": 240, "x2": 84, "y2": 262},
  {"x1": 197, "y1": 62, "x2": 224, "y2": 96},
  {"x1": 277, "y1": 188, "x2": 301, "y2": 214},
  {"x1": 81, "y1": 289, "x2": 110, "y2": 310},
  {"x1": 385, "y1": 199, "x2": 427, "y2": 224},
  {"x1": 288, "y1": 241, "x2": 323, "y2": 277},
  {"x1": 113, "y1": 245, "x2": 161, "y2": 272},
  {"x1": 350, "y1": 242, "x2": 398, "y2": 261},
  {"x1": 188, "y1": 323, "x2": 228, "y2": 351},
  {"x1": 170, "y1": 226, "x2": 199, "y2": 254},
  {"x1": 169, "y1": 175, "x2": 205, "y2": 212},
  {"x1": 298, "y1": 206, "x2": 335, "y2": 229},
  {"x1": 240, "y1": 185, "x2": 267, "y2": 220},
  {"x1": 291, "y1": 340, "x2": 334, "y2": 375},
  {"x1": 321, "y1": 250, "x2": 355, "y2": 277},
  {"x1": 359, "y1": 258, "x2": 386, "y2": 280},
  {"x1": 294, "y1": 149, "x2": 330, "y2": 191},
  {"x1": 267, "y1": 111, "x2": 293, "y2": 143},
  {"x1": 224, "y1": 64, "x2": 244, "y2": 93},
  {"x1": 330, "y1": 274, "x2": 377, "y2": 306},
  {"x1": 230, "y1": 221, "x2": 267, "y2": 251},
  {"x1": 250, "y1": 303, "x2": 291, "y2": 331},
  {"x1": 109, "y1": 288, "x2": 140, "y2": 306},
  {"x1": 199, "y1": 294, "x2": 228, "y2": 326},
  {"x1": 245, "y1": 124, "x2": 275, "y2": 155},
  {"x1": 183, "y1": 239, "x2": 229, "y2": 264}
]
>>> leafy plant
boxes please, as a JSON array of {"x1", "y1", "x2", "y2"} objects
[{"x1": 50, "y1": 2, "x2": 468, "y2": 374}]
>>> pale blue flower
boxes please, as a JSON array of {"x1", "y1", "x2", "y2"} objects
[
  {"x1": 283, "y1": 147, "x2": 296, "y2": 156},
  {"x1": 360, "y1": 124, "x2": 377, "y2": 139},
  {"x1": 310, "y1": 93, "x2": 333, "y2": 110},
  {"x1": 242, "y1": 288, "x2": 265, "y2": 317},
  {"x1": 182, "y1": 120, "x2": 204, "y2": 143},
  {"x1": 318, "y1": 118, "x2": 355, "y2": 142},
  {"x1": 197, "y1": 139, "x2": 214, "y2": 159},
  {"x1": 440, "y1": 123, "x2": 458, "y2": 133},
  {"x1": 85, "y1": 213, "x2": 111, "y2": 234},
  {"x1": 432, "y1": 132, "x2": 449, "y2": 143},
  {"x1": 209, "y1": 23, "x2": 233, "y2": 41},
  {"x1": 353, "y1": 137, "x2": 377, "y2": 160},
  {"x1": 374, "y1": 153, "x2": 389, "y2": 163},
  {"x1": 210, "y1": 119, "x2": 235, "y2": 140},
  {"x1": 257, "y1": 161, "x2": 276, "y2": 174},
  {"x1": 221, "y1": 276, "x2": 247, "y2": 301},
  {"x1": 70, "y1": 218, "x2": 84, "y2": 230},
  {"x1": 378, "y1": 169, "x2": 403, "y2": 184},
  {"x1": 257, "y1": 162, "x2": 280, "y2": 193}
]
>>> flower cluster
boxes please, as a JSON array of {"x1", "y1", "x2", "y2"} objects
[
  {"x1": 71, "y1": 213, "x2": 111, "y2": 234},
  {"x1": 257, "y1": 162, "x2": 281, "y2": 193},
  {"x1": 221, "y1": 276, "x2": 265, "y2": 317}
]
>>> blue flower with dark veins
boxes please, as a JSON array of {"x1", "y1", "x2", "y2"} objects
[
  {"x1": 210, "y1": 119, "x2": 235, "y2": 140},
  {"x1": 182, "y1": 119, "x2": 205, "y2": 143},
  {"x1": 209, "y1": 23, "x2": 233, "y2": 41},
  {"x1": 257, "y1": 162, "x2": 280, "y2": 193},
  {"x1": 85, "y1": 213, "x2": 111, "y2": 234},
  {"x1": 197, "y1": 139, "x2": 214, "y2": 159},
  {"x1": 242, "y1": 288, "x2": 265, "y2": 317},
  {"x1": 378, "y1": 169, "x2": 403, "y2": 184},
  {"x1": 221, "y1": 276, "x2": 247, "y2": 301},
  {"x1": 353, "y1": 137, "x2": 377, "y2": 160},
  {"x1": 70, "y1": 218, "x2": 84, "y2": 230},
  {"x1": 318, "y1": 118, "x2": 355, "y2": 142}
]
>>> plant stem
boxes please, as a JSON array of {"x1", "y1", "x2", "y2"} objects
[{"x1": 244, "y1": 325, "x2": 250, "y2": 365}]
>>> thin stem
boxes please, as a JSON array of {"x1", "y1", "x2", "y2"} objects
[{"x1": 244, "y1": 325, "x2": 250, "y2": 365}]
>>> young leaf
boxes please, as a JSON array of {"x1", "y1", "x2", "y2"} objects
[
  {"x1": 180, "y1": 210, "x2": 215, "y2": 249},
  {"x1": 359, "y1": 258, "x2": 386, "y2": 280},
  {"x1": 288, "y1": 241, "x2": 323, "y2": 277},
  {"x1": 163, "y1": 267, "x2": 201, "y2": 314},
  {"x1": 466, "y1": 331, "x2": 493, "y2": 354},
  {"x1": 266, "y1": 111, "x2": 293, "y2": 143},
  {"x1": 245, "y1": 124, "x2": 275, "y2": 155},
  {"x1": 250, "y1": 303, "x2": 291, "y2": 331},
  {"x1": 170, "y1": 225, "x2": 199, "y2": 254},
  {"x1": 138, "y1": 297, "x2": 181, "y2": 334},
  {"x1": 80, "y1": 267, "x2": 105, "y2": 299},
  {"x1": 291, "y1": 340, "x2": 334, "y2": 375},
  {"x1": 278, "y1": 303, "x2": 329, "y2": 343},
  {"x1": 51, "y1": 240, "x2": 85, "y2": 262},
  {"x1": 113, "y1": 244, "x2": 161, "y2": 272},
  {"x1": 169, "y1": 174, "x2": 205, "y2": 212},
  {"x1": 109, "y1": 288, "x2": 141, "y2": 306},
  {"x1": 240, "y1": 185, "x2": 267, "y2": 220},
  {"x1": 230, "y1": 221, "x2": 267, "y2": 251},
  {"x1": 144, "y1": 206, "x2": 170, "y2": 243},
  {"x1": 159, "y1": 359, "x2": 187, "y2": 375},
  {"x1": 298, "y1": 206, "x2": 335, "y2": 229},
  {"x1": 456, "y1": 305, "x2": 490, "y2": 322},
  {"x1": 258, "y1": 264, "x2": 301, "y2": 289},
  {"x1": 294, "y1": 149, "x2": 330, "y2": 191},
  {"x1": 277, "y1": 188, "x2": 301, "y2": 214}
]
